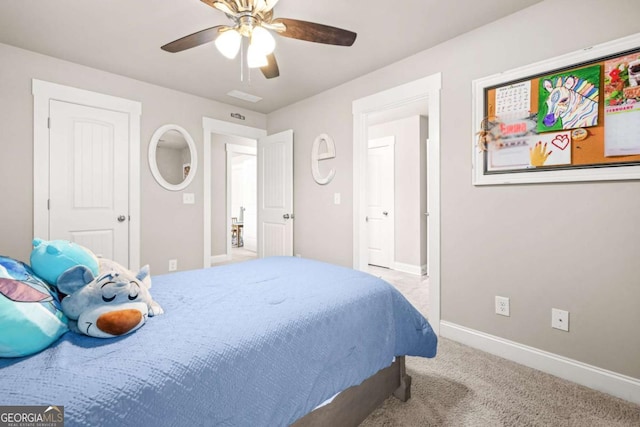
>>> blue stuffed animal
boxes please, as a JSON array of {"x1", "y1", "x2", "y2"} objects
[
  {"x1": 57, "y1": 259, "x2": 163, "y2": 338},
  {"x1": 30, "y1": 238, "x2": 99, "y2": 286},
  {"x1": 0, "y1": 256, "x2": 68, "y2": 357}
]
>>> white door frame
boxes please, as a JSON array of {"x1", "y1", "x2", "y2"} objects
[
  {"x1": 202, "y1": 117, "x2": 266, "y2": 268},
  {"x1": 32, "y1": 79, "x2": 142, "y2": 270},
  {"x1": 352, "y1": 73, "x2": 442, "y2": 334},
  {"x1": 226, "y1": 143, "x2": 257, "y2": 254}
]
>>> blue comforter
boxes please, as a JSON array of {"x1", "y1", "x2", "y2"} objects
[{"x1": 0, "y1": 257, "x2": 437, "y2": 426}]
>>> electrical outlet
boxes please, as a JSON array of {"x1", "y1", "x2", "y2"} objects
[
  {"x1": 168, "y1": 259, "x2": 178, "y2": 271},
  {"x1": 495, "y1": 296, "x2": 510, "y2": 316},
  {"x1": 552, "y1": 308, "x2": 569, "y2": 331}
]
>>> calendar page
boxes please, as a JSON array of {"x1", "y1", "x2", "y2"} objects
[{"x1": 495, "y1": 82, "x2": 530, "y2": 116}]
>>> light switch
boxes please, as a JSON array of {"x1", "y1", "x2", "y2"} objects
[
  {"x1": 183, "y1": 193, "x2": 195, "y2": 204},
  {"x1": 334, "y1": 193, "x2": 341, "y2": 205}
]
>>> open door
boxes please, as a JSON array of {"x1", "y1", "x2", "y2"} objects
[{"x1": 257, "y1": 130, "x2": 294, "y2": 257}]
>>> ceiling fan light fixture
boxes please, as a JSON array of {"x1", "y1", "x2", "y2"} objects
[
  {"x1": 247, "y1": 43, "x2": 268, "y2": 68},
  {"x1": 250, "y1": 26, "x2": 276, "y2": 55},
  {"x1": 215, "y1": 29, "x2": 242, "y2": 59}
]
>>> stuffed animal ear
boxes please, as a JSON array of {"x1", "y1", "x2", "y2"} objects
[
  {"x1": 136, "y1": 265, "x2": 151, "y2": 288},
  {"x1": 57, "y1": 265, "x2": 95, "y2": 295}
]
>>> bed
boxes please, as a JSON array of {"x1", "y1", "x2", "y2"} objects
[{"x1": 0, "y1": 256, "x2": 437, "y2": 426}]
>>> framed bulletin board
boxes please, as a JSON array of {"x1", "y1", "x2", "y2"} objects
[{"x1": 472, "y1": 32, "x2": 640, "y2": 185}]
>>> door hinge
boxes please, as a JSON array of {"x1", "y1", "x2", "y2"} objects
[
  {"x1": 47, "y1": 199, "x2": 50, "y2": 210},
  {"x1": 47, "y1": 117, "x2": 50, "y2": 129}
]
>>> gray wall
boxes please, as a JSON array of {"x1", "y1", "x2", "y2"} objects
[
  {"x1": 0, "y1": 42, "x2": 266, "y2": 274},
  {"x1": 269, "y1": 97, "x2": 353, "y2": 266},
  {"x1": 268, "y1": 0, "x2": 640, "y2": 379}
]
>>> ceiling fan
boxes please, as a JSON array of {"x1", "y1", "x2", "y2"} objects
[{"x1": 161, "y1": 0, "x2": 357, "y2": 79}]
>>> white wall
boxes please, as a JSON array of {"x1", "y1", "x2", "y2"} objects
[
  {"x1": 0, "y1": 42, "x2": 266, "y2": 273},
  {"x1": 268, "y1": 0, "x2": 640, "y2": 380}
]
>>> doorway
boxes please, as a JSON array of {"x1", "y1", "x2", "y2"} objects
[
  {"x1": 366, "y1": 114, "x2": 429, "y2": 275},
  {"x1": 352, "y1": 73, "x2": 442, "y2": 334},
  {"x1": 202, "y1": 118, "x2": 295, "y2": 267},
  {"x1": 228, "y1": 143, "x2": 257, "y2": 262}
]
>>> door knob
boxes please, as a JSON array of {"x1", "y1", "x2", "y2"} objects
[
  {"x1": 117, "y1": 215, "x2": 126, "y2": 222},
  {"x1": 382, "y1": 211, "x2": 389, "y2": 216},
  {"x1": 283, "y1": 214, "x2": 290, "y2": 219}
]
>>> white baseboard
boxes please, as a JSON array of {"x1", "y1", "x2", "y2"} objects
[
  {"x1": 393, "y1": 261, "x2": 423, "y2": 276},
  {"x1": 440, "y1": 321, "x2": 640, "y2": 405},
  {"x1": 210, "y1": 254, "x2": 231, "y2": 264},
  {"x1": 421, "y1": 263, "x2": 428, "y2": 276}
]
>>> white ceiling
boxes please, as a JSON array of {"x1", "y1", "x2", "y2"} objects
[{"x1": 0, "y1": 0, "x2": 542, "y2": 114}]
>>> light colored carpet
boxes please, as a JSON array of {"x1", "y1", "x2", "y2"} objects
[
  {"x1": 362, "y1": 266, "x2": 640, "y2": 426},
  {"x1": 361, "y1": 337, "x2": 640, "y2": 426}
]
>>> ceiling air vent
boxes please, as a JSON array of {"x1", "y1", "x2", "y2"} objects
[{"x1": 227, "y1": 90, "x2": 262, "y2": 103}]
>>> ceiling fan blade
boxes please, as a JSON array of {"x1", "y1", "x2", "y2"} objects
[
  {"x1": 272, "y1": 18, "x2": 356, "y2": 46},
  {"x1": 161, "y1": 25, "x2": 226, "y2": 53},
  {"x1": 260, "y1": 53, "x2": 280, "y2": 79}
]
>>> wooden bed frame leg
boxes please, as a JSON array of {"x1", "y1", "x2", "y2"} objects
[{"x1": 392, "y1": 356, "x2": 412, "y2": 402}]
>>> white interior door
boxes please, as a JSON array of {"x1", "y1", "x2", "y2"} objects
[
  {"x1": 257, "y1": 129, "x2": 293, "y2": 257},
  {"x1": 367, "y1": 137, "x2": 395, "y2": 268},
  {"x1": 49, "y1": 100, "x2": 129, "y2": 264}
]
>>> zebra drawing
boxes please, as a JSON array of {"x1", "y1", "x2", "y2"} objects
[{"x1": 541, "y1": 75, "x2": 599, "y2": 129}]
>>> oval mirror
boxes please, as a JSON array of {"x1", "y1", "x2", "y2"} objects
[{"x1": 148, "y1": 124, "x2": 198, "y2": 191}]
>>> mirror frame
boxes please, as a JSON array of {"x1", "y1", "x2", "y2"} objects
[{"x1": 148, "y1": 124, "x2": 198, "y2": 191}]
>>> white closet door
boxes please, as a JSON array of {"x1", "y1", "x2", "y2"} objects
[
  {"x1": 49, "y1": 100, "x2": 129, "y2": 264},
  {"x1": 367, "y1": 137, "x2": 395, "y2": 268}
]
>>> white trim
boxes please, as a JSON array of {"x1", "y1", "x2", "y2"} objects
[
  {"x1": 392, "y1": 261, "x2": 423, "y2": 276},
  {"x1": 353, "y1": 73, "x2": 442, "y2": 334},
  {"x1": 472, "y1": 32, "x2": 640, "y2": 185},
  {"x1": 32, "y1": 79, "x2": 142, "y2": 270},
  {"x1": 210, "y1": 254, "x2": 232, "y2": 264},
  {"x1": 202, "y1": 117, "x2": 266, "y2": 268},
  {"x1": 368, "y1": 136, "x2": 395, "y2": 149},
  {"x1": 148, "y1": 124, "x2": 198, "y2": 191},
  {"x1": 421, "y1": 263, "x2": 428, "y2": 276},
  {"x1": 441, "y1": 321, "x2": 640, "y2": 405},
  {"x1": 226, "y1": 143, "x2": 257, "y2": 155}
]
